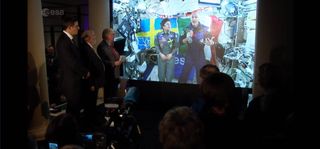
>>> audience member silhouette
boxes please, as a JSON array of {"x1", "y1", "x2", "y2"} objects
[
  {"x1": 199, "y1": 73, "x2": 243, "y2": 148},
  {"x1": 159, "y1": 106, "x2": 204, "y2": 149},
  {"x1": 46, "y1": 114, "x2": 83, "y2": 147},
  {"x1": 27, "y1": 52, "x2": 40, "y2": 127},
  {"x1": 191, "y1": 64, "x2": 220, "y2": 114},
  {"x1": 245, "y1": 62, "x2": 292, "y2": 145},
  {"x1": 45, "y1": 45, "x2": 61, "y2": 105}
]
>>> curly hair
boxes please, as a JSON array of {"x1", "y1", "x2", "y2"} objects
[{"x1": 159, "y1": 106, "x2": 204, "y2": 149}]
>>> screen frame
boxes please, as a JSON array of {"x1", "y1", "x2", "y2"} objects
[
  {"x1": 198, "y1": 0, "x2": 221, "y2": 5},
  {"x1": 110, "y1": 0, "x2": 257, "y2": 89}
]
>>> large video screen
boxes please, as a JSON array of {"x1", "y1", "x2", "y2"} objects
[{"x1": 112, "y1": 0, "x2": 257, "y2": 88}]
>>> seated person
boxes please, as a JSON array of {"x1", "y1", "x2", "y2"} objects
[
  {"x1": 159, "y1": 106, "x2": 204, "y2": 149},
  {"x1": 199, "y1": 73, "x2": 236, "y2": 118},
  {"x1": 198, "y1": 73, "x2": 244, "y2": 148},
  {"x1": 191, "y1": 64, "x2": 220, "y2": 114},
  {"x1": 245, "y1": 63, "x2": 290, "y2": 145},
  {"x1": 198, "y1": 64, "x2": 220, "y2": 84},
  {"x1": 245, "y1": 63, "x2": 285, "y2": 121}
]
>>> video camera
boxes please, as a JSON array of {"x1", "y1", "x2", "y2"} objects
[
  {"x1": 77, "y1": 87, "x2": 140, "y2": 149},
  {"x1": 78, "y1": 97, "x2": 140, "y2": 149},
  {"x1": 101, "y1": 87, "x2": 141, "y2": 149}
]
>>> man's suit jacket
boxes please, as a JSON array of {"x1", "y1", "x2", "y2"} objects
[
  {"x1": 56, "y1": 32, "x2": 88, "y2": 103},
  {"x1": 81, "y1": 42, "x2": 105, "y2": 88},
  {"x1": 97, "y1": 40, "x2": 116, "y2": 81}
]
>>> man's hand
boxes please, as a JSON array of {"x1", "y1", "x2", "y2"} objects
[
  {"x1": 86, "y1": 72, "x2": 90, "y2": 78},
  {"x1": 90, "y1": 86, "x2": 95, "y2": 91},
  {"x1": 120, "y1": 55, "x2": 126, "y2": 62},
  {"x1": 204, "y1": 37, "x2": 215, "y2": 46},
  {"x1": 83, "y1": 72, "x2": 90, "y2": 79},
  {"x1": 115, "y1": 59, "x2": 122, "y2": 66},
  {"x1": 188, "y1": 30, "x2": 193, "y2": 37}
]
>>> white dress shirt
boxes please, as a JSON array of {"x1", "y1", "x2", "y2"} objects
[
  {"x1": 87, "y1": 42, "x2": 105, "y2": 71},
  {"x1": 63, "y1": 30, "x2": 73, "y2": 40}
]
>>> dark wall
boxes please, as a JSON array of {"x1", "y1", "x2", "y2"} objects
[
  {"x1": 127, "y1": 80, "x2": 251, "y2": 115},
  {"x1": 253, "y1": 0, "x2": 293, "y2": 96},
  {"x1": 128, "y1": 80, "x2": 201, "y2": 110}
]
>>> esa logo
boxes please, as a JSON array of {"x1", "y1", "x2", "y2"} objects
[
  {"x1": 42, "y1": 8, "x2": 64, "y2": 17},
  {"x1": 175, "y1": 56, "x2": 185, "y2": 66}
]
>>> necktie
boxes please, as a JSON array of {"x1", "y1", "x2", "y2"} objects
[{"x1": 71, "y1": 39, "x2": 77, "y2": 47}]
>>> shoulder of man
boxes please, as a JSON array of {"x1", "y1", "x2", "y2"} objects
[
  {"x1": 57, "y1": 33, "x2": 66, "y2": 42},
  {"x1": 83, "y1": 42, "x2": 93, "y2": 51},
  {"x1": 56, "y1": 33, "x2": 70, "y2": 48},
  {"x1": 200, "y1": 23, "x2": 209, "y2": 31},
  {"x1": 97, "y1": 40, "x2": 106, "y2": 49}
]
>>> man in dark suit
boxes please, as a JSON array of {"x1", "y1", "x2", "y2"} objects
[
  {"x1": 56, "y1": 16, "x2": 90, "y2": 119},
  {"x1": 80, "y1": 30, "x2": 105, "y2": 127}
]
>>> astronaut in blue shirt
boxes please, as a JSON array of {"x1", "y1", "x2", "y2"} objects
[
  {"x1": 179, "y1": 13, "x2": 214, "y2": 84},
  {"x1": 154, "y1": 18, "x2": 179, "y2": 82}
]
